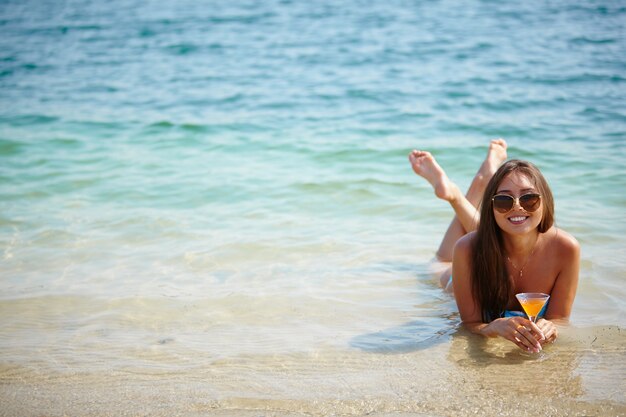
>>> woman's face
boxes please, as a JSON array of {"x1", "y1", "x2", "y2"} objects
[{"x1": 492, "y1": 171, "x2": 543, "y2": 236}]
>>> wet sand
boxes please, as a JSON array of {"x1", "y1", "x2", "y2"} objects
[{"x1": 2, "y1": 325, "x2": 624, "y2": 417}]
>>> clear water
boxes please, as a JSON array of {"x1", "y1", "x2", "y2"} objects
[{"x1": 1, "y1": 0, "x2": 625, "y2": 415}]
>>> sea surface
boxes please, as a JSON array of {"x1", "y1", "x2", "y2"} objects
[{"x1": 1, "y1": 0, "x2": 625, "y2": 415}]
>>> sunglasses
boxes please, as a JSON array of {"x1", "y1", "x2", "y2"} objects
[{"x1": 492, "y1": 193, "x2": 541, "y2": 213}]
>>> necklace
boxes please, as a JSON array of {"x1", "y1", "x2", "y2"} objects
[{"x1": 506, "y1": 239, "x2": 538, "y2": 280}]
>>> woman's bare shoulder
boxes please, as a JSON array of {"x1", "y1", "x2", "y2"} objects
[
  {"x1": 454, "y1": 231, "x2": 477, "y2": 254},
  {"x1": 549, "y1": 227, "x2": 580, "y2": 257}
]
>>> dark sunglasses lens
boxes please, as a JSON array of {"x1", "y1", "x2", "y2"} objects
[
  {"x1": 520, "y1": 194, "x2": 541, "y2": 212},
  {"x1": 493, "y1": 195, "x2": 513, "y2": 212}
]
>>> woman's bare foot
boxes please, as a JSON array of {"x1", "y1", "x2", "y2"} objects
[
  {"x1": 476, "y1": 138, "x2": 508, "y2": 182},
  {"x1": 409, "y1": 150, "x2": 459, "y2": 202}
]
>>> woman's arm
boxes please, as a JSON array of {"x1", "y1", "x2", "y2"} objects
[
  {"x1": 533, "y1": 231, "x2": 580, "y2": 345},
  {"x1": 452, "y1": 234, "x2": 545, "y2": 353},
  {"x1": 451, "y1": 233, "x2": 482, "y2": 325},
  {"x1": 545, "y1": 230, "x2": 580, "y2": 320}
]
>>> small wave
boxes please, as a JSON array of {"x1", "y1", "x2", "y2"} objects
[
  {"x1": 312, "y1": 147, "x2": 402, "y2": 164},
  {"x1": 570, "y1": 37, "x2": 616, "y2": 45},
  {"x1": 436, "y1": 120, "x2": 536, "y2": 138},
  {"x1": 568, "y1": 4, "x2": 626, "y2": 16},
  {"x1": 206, "y1": 12, "x2": 277, "y2": 25},
  {"x1": 142, "y1": 120, "x2": 259, "y2": 134},
  {"x1": 0, "y1": 139, "x2": 23, "y2": 156},
  {"x1": 57, "y1": 24, "x2": 103, "y2": 33},
  {"x1": 291, "y1": 177, "x2": 415, "y2": 204},
  {"x1": 47, "y1": 137, "x2": 84, "y2": 149},
  {"x1": 577, "y1": 107, "x2": 626, "y2": 123},
  {"x1": 146, "y1": 121, "x2": 176, "y2": 129},
  {"x1": 518, "y1": 73, "x2": 626, "y2": 85},
  {"x1": 164, "y1": 43, "x2": 199, "y2": 56},
  {"x1": 0, "y1": 114, "x2": 58, "y2": 126}
]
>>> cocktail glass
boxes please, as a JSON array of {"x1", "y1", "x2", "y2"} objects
[{"x1": 515, "y1": 292, "x2": 550, "y2": 323}]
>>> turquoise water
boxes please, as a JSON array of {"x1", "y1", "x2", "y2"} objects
[{"x1": 1, "y1": 1, "x2": 625, "y2": 415}]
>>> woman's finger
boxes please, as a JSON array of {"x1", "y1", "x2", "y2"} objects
[
  {"x1": 531, "y1": 319, "x2": 558, "y2": 346},
  {"x1": 542, "y1": 323, "x2": 558, "y2": 344},
  {"x1": 512, "y1": 336, "x2": 531, "y2": 352},
  {"x1": 512, "y1": 324, "x2": 541, "y2": 352},
  {"x1": 526, "y1": 321, "x2": 546, "y2": 341}
]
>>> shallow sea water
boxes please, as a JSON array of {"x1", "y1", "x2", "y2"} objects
[{"x1": 1, "y1": 0, "x2": 625, "y2": 415}]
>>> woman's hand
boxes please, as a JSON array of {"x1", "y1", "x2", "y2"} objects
[
  {"x1": 535, "y1": 318, "x2": 558, "y2": 345},
  {"x1": 487, "y1": 317, "x2": 545, "y2": 353}
]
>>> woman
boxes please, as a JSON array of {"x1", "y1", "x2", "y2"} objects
[{"x1": 409, "y1": 139, "x2": 580, "y2": 353}]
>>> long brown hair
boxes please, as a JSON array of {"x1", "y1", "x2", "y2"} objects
[{"x1": 470, "y1": 160, "x2": 555, "y2": 322}]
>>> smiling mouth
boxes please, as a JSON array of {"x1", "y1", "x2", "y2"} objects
[{"x1": 508, "y1": 216, "x2": 528, "y2": 224}]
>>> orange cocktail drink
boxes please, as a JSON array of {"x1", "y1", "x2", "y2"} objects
[{"x1": 515, "y1": 293, "x2": 550, "y2": 323}]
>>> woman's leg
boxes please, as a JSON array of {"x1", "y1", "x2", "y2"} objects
[
  {"x1": 408, "y1": 150, "x2": 480, "y2": 239},
  {"x1": 409, "y1": 139, "x2": 507, "y2": 288},
  {"x1": 434, "y1": 139, "x2": 508, "y2": 261}
]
